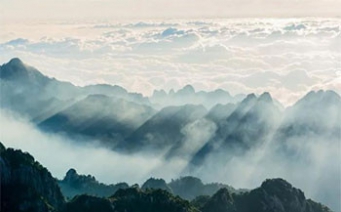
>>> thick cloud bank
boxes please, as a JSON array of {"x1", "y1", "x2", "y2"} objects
[{"x1": 1, "y1": 19, "x2": 340, "y2": 105}]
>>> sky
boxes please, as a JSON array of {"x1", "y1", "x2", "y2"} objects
[{"x1": 1, "y1": 0, "x2": 341, "y2": 21}]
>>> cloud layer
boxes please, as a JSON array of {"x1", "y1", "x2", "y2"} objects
[{"x1": 1, "y1": 19, "x2": 340, "y2": 105}]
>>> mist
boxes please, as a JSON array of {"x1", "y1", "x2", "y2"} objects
[
  {"x1": 188, "y1": 135, "x2": 340, "y2": 210},
  {"x1": 183, "y1": 93, "x2": 341, "y2": 211},
  {"x1": 0, "y1": 109, "x2": 187, "y2": 185},
  {"x1": 0, "y1": 88, "x2": 340, "y2": 211}
]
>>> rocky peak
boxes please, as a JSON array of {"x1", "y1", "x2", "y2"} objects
[
  {"x1": 201, "y1": 188, "x2": 236, "y2": 212},
  {"x1": 298, "y1": 90, "x2": 340, "y2": 105},
  {"x1": 58, "y1": 168, "x2": 129, "y2": 198},
  {"x1": 0, "y1": 142, "x2": 65, "y2": 212},
  {"x1": 152, "y1": 89, "x2": 167, "y2": 98},
  {"x1": 260, "y1": 178, "x2": 305, "y2": 202},
  {"x1": 178, "y1": 85, "x2": 195, "y2": 95},
  {"x1": 258, "y1": 92, "x2": 273, "y2": 103},
  {"x1": 8, "y1": 57, "x2": 25, "y2": 66},
  {"x1": 213, "y1": 89, "x2": 230, "y2": 96},
  {"x1": 0, "y1": 58, "x2": 50, "y2": 88},
  {"x1": 240, "y1": 93, "x2": 257, "y2": 105},
  {"x1": 0, "y1": 142, "x2": 5, "y2": 152},
  {"x1": 64, "y1": 168, "x2": 78, "y2": 181},
  {"x1": 245, "y1": 178, "x2": 309, "y2": 212},
  {"x1": 0, "y1": 58, "x2": 28, "y2": 80},
  {"x1": 141, "y1": 177, "x2": 172, "y2": 193},
  {"x1": 200, "y1": 178, "x2": 331, "y2": 212},
  {"x1": 62, "y1": 168, "x2": 96, "y2": 186},
  {"x1": 212, "y1": 188, "x2": 234, "y2": 203}
]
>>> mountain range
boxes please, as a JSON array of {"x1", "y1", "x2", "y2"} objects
[
  {"x1": 1, "y1": 58, "x2": 340, "y2": 211},
  {"x1": 0, "y1": 142, "x2": 333, "y2": 212},
  {"x1": 58, "y1": 168, "x2": 239, "y2": 201},
  {"x1": 2, "y1": 58, "x2": 339, "y2": 155}
]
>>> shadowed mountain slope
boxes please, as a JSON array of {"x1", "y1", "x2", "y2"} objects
[
  {"x1": 39, "y1": 94, "x2": 156, "y2": 146},
  {"x1": 0, "y1": 142, "x2": 65, "y2": 212}
]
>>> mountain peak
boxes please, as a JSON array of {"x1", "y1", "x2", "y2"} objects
[
  {"x1": 213, "y1": 187, "x2": 233, "y2": 199},
  {"x1": 299, "y1": 89, "x2": 341, "y2": 105},
  {"x1": 179, "y1": 85, "x2": 195, "y2": 94},
  {"x1": 241, "y1": 93, "x2": 257, "y2": 105},
  {"x1": 152, "y1": 89, "x2": 167, "y2": 98},
  {"x1": 260, "y1": 178, "x2": 305, "y2": 200},
  {"x1": 213, "y1": 88, "x2": 230, "y2": 96},
  {"x1": 141, "y1": 177, "x2": 172, "y2": 193},
  {"x1": 8, "y1": 57, "x2": 25, "y2": 66},
  {"x1": 201, "y1": 187, "x2": 235, "y2": 212},
  {"x1": 0, "y1": 58, "x2": 28, "y2": 79},
  {"x1": 261, "y1": 178, "x2": 292, "y2": 190},
  {"x1": 64, "y1": 168, "x2": 78, "y2": 181},
  {"x1": 0, "y1": 142, "x2": 6, "y2": 153},
  {"x1": 176, "y1": 85, "x2": 195, "y2": 95},
  {"x1": 258, "y1": 92, "x2": 273, "y2": 102}
]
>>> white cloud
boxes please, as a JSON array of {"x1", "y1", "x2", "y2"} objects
[{"x1": 0, "y1": 19, "x2": 340, "y2": 105}]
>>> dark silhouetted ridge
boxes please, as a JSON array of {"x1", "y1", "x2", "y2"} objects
[
  {"x1": 0, "y1": 58, "x2": 28, "y2": 79},
  {"x1": 0, "y1": 142, "x2": 65, "y2": 212}
]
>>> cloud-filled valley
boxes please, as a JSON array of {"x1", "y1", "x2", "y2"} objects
[{"x1": 0, "y1": 56, "x2": 340, "y2": 211}]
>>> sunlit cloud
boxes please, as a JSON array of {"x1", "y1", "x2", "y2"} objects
[{"x1": 1, "y1": 19, "x2": 339, "y2": 105}]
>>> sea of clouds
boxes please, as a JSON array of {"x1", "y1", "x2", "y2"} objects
[{"x1": 1, "y1": 18, "x2": 340, "y2": 105}]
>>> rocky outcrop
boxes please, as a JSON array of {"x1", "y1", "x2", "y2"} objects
[
  {"x1": 169, "y1": 176, "x2": 236, "y2": 201},
  {"x1": 141, "y1": 177, "x2": 173, "y2": 193},
  {"x1": 200, "y1": 178, "x2": 332, "y2": 212},
  {"x1": 0, "y1": 142, "x2": 65, "y2": 212},
  {"x1": 58, "y1": 168, "x2": 129, "y2": 199}
]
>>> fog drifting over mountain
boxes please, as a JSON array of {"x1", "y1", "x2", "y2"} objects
[
  {"x1": 1, "y1": 82, "x2": 340, "y2": 211},
  {"x1": 0, "y1": 110, "x2": 179, "y2": 184}
]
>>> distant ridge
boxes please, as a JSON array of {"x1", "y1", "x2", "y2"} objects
[{"x1": 1, "y1": 58, "x2": 340, "y2": 211}]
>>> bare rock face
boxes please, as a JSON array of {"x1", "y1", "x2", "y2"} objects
[{"x1": 0, "y1": 142, "x2": 65, "y2": 212}]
